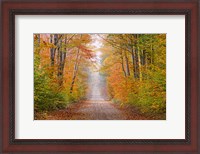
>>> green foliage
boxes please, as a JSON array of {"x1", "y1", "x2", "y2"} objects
[
  {"x1": 34, "y1": 34, "x2": 90, "y2": 115},
  {"x1": 34, "y1": 56, "x2": 86, "y2": 113},
  {"x1": 127, "y1": 81, "x2": 166, "y2": 117},
  {"x1": 34, "y1": 60, "x2": 67, "y2": 112},
  {"x1": 102, "y1": 34, "x2": 166, "y2": 119}
]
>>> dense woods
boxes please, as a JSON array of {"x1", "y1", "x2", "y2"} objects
[
  {"x1": 34, "y1": 34, "x2": 166, "y2": 119},
  {"x1": 34, "y1": 34, "x2": 94, "y2": 115},
  {"x1": 100, "y1": 34, "x2": 166, "y2": 118}
]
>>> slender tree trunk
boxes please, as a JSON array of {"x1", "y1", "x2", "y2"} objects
[
  {"x1": 37, "y1": 34, "x2": 40, "y2": 45},
  {"x1": 124, "y1": 50, "x2": 130, "y2": 76},
  {"x1": 70, "y1": 47, "x2": 81, "y2": 93},
  {"x1": 150, "y1": 36, "x2": 154, "y2": 64},
  {"x1": 49, "y1": 34, "x2": 54, "y2": 76},
  {"x1": 142, "y1": 50, "x2": 146, "y2": 66},
  {"x1": 57, "y1": 36, "x2": 68, "y2": 86},
  {"x1": 135, "y1": 49, "x2": 139, "y2": 79},
  {"x1": 51, "y1": 34, "x2": 63, "y2": 67},
  {"x1": 50, "y1": 34, "x2": 58, "y2": 67},
  {"x1": 137, "y1": 47, "x2": 142, "y2": 81},
  {"x1": 145, "y1": 50, "x2": 148, "y2": 69},
  {"x1": 35, "y1": 34, "x2": 41, "y2": 69},
  {"x1": 131, "y1": 34, "x2": 140, "y2": 79},
  {"x1": 70, "y1": 35, "x2": 82, "y2": 93},
  {"x1": 132, "y1": 47, "x2": 139, "y2": 79},
  {"x1": 135, "y1": 34, "x2": 142, "y2": 81},
  {"x1": 135, "y1": 34, "x2": 141, "y2": 79},
  {"x1": 121, "y1": 51, "x2": 126, "y2": 77},
  {"x1": 141, "y1": 50, "x2": 147, "y2": 79},
  {"x1": 50, "y1": 35, "x2": 54, "y2": 66},
  {"x1": 131, "y1": 47, "x2": 137, "y2": 79}
]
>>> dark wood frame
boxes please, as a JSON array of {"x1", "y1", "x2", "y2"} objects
[{"x1": 0, "y1": 0, "x2": 199, "y2": 153}]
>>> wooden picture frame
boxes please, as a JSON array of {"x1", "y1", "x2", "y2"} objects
[{"x1": 1, "y1": 0, "x2": 199, "y2": 153}]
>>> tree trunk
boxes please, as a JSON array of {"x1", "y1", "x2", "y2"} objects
[
  {"x1": 130, "y1": 34, "x2": 140, "y2": 79},
  {"x1": 50, "y1": 34, "x2": 58, "y2": 67},
  {"x1": 132, "y1": 47, "x2": 139, "y2": 79},
  {"x1": 121, "y1": 51, "x2": 126, "y2": 77},
  {"x1": 150, "y1": 36, "x2": 154, "y2": 64},
  {"x1": 135, "y1": 49, "x2": 139, "y2": 79},
  {"x1": 70, "y1": 47, "x2": 81, "y2": 93},
  {"x1": 124, "y1": 50, "x2": 130, "y2": 76},
  {"x1": 135, "y1": 34, "x2": 142, "y2": 81},
  {"x1": 70, "y1": 35, "x2": 82, "y2": 93},
  {"x1": 37, "y1": 34, "x2": 40, "y2": 45},
  {"x1": 145, "y1": 50, "x2": 148, "y2": 70},
  {"x1": 137, "y1": 47, "x2": 142, "y2": 81},
  {"x1": 141, "y1": 50, "x2": 146, "y2": 65},
  {"x1": 35, "y1": 34, "x2": 41, "y2": 69},
  {"x1": 57, "y1": 36, "x2": 68, "y2": 86},
  {"x1": 131, "y1": 47, "x2": 137, "y2": 79}
]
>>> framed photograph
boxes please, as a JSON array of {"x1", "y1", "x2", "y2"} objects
[{"x1": 1, "y1": 0, "x2": 199, "y2": 153}]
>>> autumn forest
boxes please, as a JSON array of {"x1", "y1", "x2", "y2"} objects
[{"x1": 34, "y1": 34, "x2": 166, "y2": 120}]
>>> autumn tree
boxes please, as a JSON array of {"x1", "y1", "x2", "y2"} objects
[
  {"x1": 34, "y1": 33, "x2": 94, "y2": 117},
  {"x1": 100, "y1": 34, "x2": 166, "y2": 118}
]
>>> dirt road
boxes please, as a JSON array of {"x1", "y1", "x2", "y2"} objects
[
  {"x1": 75, "y1": 100, "x2": 125, "y2": 120},
  {"x1": 43, "y1": 71, "x2": 128, "y2": 120},
  {"x1": 45, "y1": 100, "x2": 125, "y2": 120},
  {"x1": 42, "y1": 71, "x2": 151, "y2": 120},
  {"x1": 43, "y1": 71, "x2": 150, "y2": 120}
]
